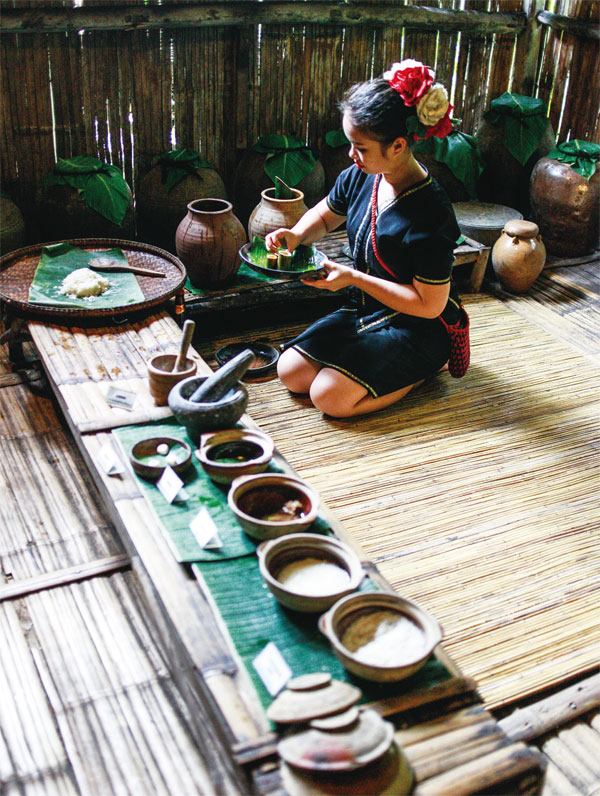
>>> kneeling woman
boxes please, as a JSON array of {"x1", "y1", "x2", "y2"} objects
[{"x1": 266, "y1": 59, "x2": 463, "y2": 418}]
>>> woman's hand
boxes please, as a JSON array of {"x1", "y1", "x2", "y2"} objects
[
  {"x1": 301, "y1": 259, "x2": 355, "y2": 291},
  {"x1": 265, "y1": 228, "x2": 301, "y2": 253}
]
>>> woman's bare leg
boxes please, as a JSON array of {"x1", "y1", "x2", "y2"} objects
[
  {"x1": 309, "y1": 367, "x2": 423, "y2": 417},
  {"x1": 277, "y1": 348, "x2": 323, "y2": 393}
]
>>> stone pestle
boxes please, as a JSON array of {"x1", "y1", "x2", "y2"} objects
[{"x1": 189, "y1": 349, "x2": 256, "y2": 404}]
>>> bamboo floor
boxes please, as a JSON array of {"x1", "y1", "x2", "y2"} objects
[
  {"x1": 194, "y1": 261, "x2": 600, "y2": 712},
  {"x1": 0, "y1": 354, "x2": 247, "y2": 793}
]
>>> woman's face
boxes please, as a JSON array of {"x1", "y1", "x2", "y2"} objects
[{"x1": 342, "y1": 113, "x2": 400, "y2": 174}]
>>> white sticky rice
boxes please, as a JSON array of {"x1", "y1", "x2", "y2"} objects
[{"x1": 59, "y1": 268, "x2": 110, "y2": 298}]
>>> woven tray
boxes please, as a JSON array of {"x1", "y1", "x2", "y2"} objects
[{"x1": 0, "y1": 238, "x2": 187, "y2": 319}]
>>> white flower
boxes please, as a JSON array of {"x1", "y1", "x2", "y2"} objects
[
  {"x1": 417, "y1": 84, "x2": 450, "y2": 126},
  {"x1": 383, "y1": 59, "x2": 434, "y2": 81}
]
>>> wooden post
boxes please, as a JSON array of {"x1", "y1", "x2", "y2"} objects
[{"x1": 516, "y1": 0, "x2": 547, "y2": 97}]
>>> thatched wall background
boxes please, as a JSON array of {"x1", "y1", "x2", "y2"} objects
[{"x1": 1, "y1": 0, "x2": 598, "y2": 240}]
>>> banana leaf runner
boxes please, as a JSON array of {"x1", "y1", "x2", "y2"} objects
[
  {"x1": 193, "y1": 556, "x2": 450, "y2": 714},
  {"x1": 113, "y1": 420, "x2": 331, "y2": 562},
  {"x1": 113, "y1": 420, "x2": 452, "y2": 715},
  {"x1": 28, "y1": 243, "x2": 145, "y2": 308}
]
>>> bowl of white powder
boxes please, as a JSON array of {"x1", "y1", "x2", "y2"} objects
[
  {"x1": 318, "y1": 592, "x2": 442, "y2": 682},
  {"x1": 257, "y1": 533, "x2": 365, "y2": 612}
]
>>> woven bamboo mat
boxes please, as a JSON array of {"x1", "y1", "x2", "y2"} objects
[{"x1": 197, "y1": 292, "x2": 600, "y2": 710}]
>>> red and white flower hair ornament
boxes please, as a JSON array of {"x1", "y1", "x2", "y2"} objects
[{"x1": 385, "y1": 59, "x2": 452, "y2": 138}]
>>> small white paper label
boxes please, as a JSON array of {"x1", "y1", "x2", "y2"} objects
[
  {"x1": 96, "y1": 441, "x2": 124, "y2": 476},
  {"x1": 252, "y1": 642, "x2": 292, "y2": 697},
  {"x1": 190, "y1": 508, "x2": 223, "y2": 549},
  {"x1": 157, "y1": 466, "x2": 185, "y2": 504},
  {"x1": 105, "y1": 385, "x2": 137, "y2": 411}
]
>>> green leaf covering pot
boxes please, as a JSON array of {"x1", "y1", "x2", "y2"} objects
[
  {"x1": 36, "y1": 156, "x2": 134, "y2": 240},
  {"x1": 476, "y1": 93, "x2": 555, "y2": 215},
  {"x1": 233, "y1": 136, "x2": 325, "y2": 229},
  {"x1": 414, "y1": 131, "x2": 484, "y2": 200}
]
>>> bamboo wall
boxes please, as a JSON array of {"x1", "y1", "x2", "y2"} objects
[{"x1": 1, "y1": 0, "x2": 598, "y2": 237}]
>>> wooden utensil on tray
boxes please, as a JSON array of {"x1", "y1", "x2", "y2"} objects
[{"x1": 89, "y1": 256, "x2": 165, "y2": 277}]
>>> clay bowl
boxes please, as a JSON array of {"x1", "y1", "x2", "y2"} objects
[
  {"x1": 168, "y1": 375, "x2": 248, "y2": 443},
  {"x1": 257, "y1": 533, "x2": 365, "y2": 613},
  {"x1": 196, "y1": 428, "x2": 274, "y2": 485},
  {"x1": 147, "y1": 353, "x2": 197, "y2": 406},
  {"x1": 319, "y1": 592, "x2": 442, "y2": 683},
  {"x1": 129, "y1": 436, "x2": 192, "y2": 481},
  {"x1": 277, "y1": 706, "x2": 395, "y2": 773},
  {"x1": 228, "y1": 473, "x2": 319, "y2": 540}
]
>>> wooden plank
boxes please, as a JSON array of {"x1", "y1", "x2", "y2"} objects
[
  {"x1": 537, "y1": 9, "x2": 600, "y2": 40},
  {"x1": 499, "y1": 671, "x2": 600, "y2": 742},
  {"x1": 0, "y1": 554, "x2": 130, "y2": 603},
  {"x1": 542, "y1": 727, "x2": 600, "y2": 794},
  {"x1": 413, "y1": 743, "x2": 544, "y2": 796},
  {"x1": 1, "y1": 3, "x2": 526, "y2": 36}
]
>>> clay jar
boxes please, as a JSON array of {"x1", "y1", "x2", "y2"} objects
[
  {"x1": 0, "y1": 196, "x2": 26, "y2": 254},
  {"x1": 175, "y1": 198, "x2": 246, "y2": 288},
  {"x1": 248, "y1": 187, "x2": 307, "y2": 241},
  {"x1": 147, "y1": 353, "x2": 197, "y2": 406},
  {"x1": 530, "y1": 157, "x2": 599, "y2": 258},
  {"x1": 492, "y1": 219, "x2": 546, "y2": 294}
]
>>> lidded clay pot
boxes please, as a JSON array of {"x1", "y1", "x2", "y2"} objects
[
  {"x1": 492, "y1": 219, "x2": 546, "y2": 294},
  {"x1": 248, "y1": 187, "x2": 307, "y2": 241},
  {"x1": 530, "y1": 156, "x2": 599, "y2": 257},
  {"x1": 175, "y1": 198, "x2": 246, "y2": 288}
]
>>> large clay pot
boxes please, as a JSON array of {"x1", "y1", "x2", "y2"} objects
[
  {"x1": 476, "y1": 119, "x2": 555, "y2": 216},
  {"x1": 233, "y1": 148, "x2": 325, "y2": 229},
  {"x1": 34, "y1": 184, "x2": 135, "y2": 243},
  {"x1": 492, "y1": 219, "x2": 546, "y2": 294},
  {"x1": 248, "y1": 187, "x2": 308, "y2": 240},
  {"x1": 137, "y1": 165, "x2": 227, "y2": 253},
  {"x1": 415, "y1": 153, "x2": 471, "y2": 202},
  {"x1": 175, "y1": 198, "x2": 246, "y2": 288},
  {"x1": 530, "y1": 157, "x2": 599, "y2": 258},
  {"x1": 0, "y1": 196, "x2": 26, "y2": 254}
]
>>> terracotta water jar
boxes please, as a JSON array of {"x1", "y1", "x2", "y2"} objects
[
  {"x1": 248, "y1": 187, "x2": 308, "y2": 241},
  {"x1": 175, "y1": 198, "x2": 246, "y2": 288},
  {"x1": 492, "y1": 219, "x2": 546, "y2": 294},
  {"x1": 529, "y1": 157, "x2": 599, "y2": 258}
]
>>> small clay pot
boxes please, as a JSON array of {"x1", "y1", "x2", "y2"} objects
[
  {"x1": 168, "y1": 375, "x2": 248, "y2": 443},
  {"x1": 147, "y1": 353, "x2": 197, "y2": 406},
  {"x1": 248, "y1": 187, "x2": 308, "y2": 241},
  {"x1": 492, "y1": 219, "x2": 546, "y2": 294}
]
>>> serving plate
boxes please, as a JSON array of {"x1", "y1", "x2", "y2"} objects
[
  {"x1": 239, "y1": 241, "x2": 327, "y2": 281},
  {"x1": 215, "y1": 341, "x2": 279, "y2": 375}
]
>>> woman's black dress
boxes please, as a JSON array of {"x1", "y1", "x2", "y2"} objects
[{"x1": 285, "y1": 166, "x2": 462, "y2": 397}]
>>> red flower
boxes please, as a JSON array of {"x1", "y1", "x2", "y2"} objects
[
  {"x1": 423, "y1": 105, "x2": 454, "y2": 139},
  {"x1": 388, "y1": 62, "x2": 434, "y2": 107}
]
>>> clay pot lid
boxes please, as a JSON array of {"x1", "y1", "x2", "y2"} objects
[
  {"x1": 266, "y1": 673, "x2": 362, "y2": 724},
  {"x1": 504, "y1": 219, "x2": 539, "y2": 238},
  {"x1": 277, "y1": 707, "x2": 395, "y2": 772}
]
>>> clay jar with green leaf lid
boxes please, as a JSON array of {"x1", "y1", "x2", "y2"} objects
[
  {"x1": 529, "y1": 141, "x2": 599, "y2": 257},
  {"x1": 476, "y1": 93, "x2": 555, "y2": 215},
  {"x1": 35, "y1": 156, "x2": 134, "y2": 242},
  {"x1": 248, "y1": 184, "x2": 308, "y2": 241},
  {"x1": 137, "y1": 149, "x2": 227, "y2": 252}
]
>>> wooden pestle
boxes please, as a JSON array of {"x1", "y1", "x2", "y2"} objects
[
  {"x1": 189, "y1": 349, "x2": 256, "y2": 403},
  {"x1": 173, "y1": 320, "x2": 196, "y2": 372}
]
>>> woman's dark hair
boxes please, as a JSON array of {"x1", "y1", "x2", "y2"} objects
[{"x1": 339, "y1": 78, "x2": 417, "y2": 146}]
